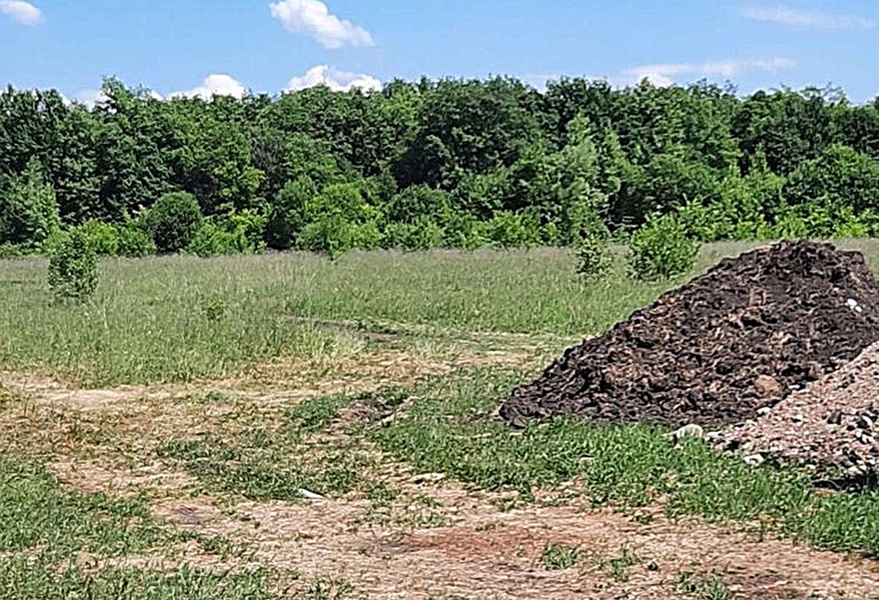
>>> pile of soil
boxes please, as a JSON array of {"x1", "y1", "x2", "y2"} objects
[
  {"x1": 716, "y1": 341, "x2": 879, "y2": 478},
  {"x1": 500, "y1": 241, "x2": 879, "y2": 429}
]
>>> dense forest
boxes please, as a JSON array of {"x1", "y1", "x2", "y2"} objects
[{"x1": 2, "y1": 76, "x2": 879, "y2": 257}]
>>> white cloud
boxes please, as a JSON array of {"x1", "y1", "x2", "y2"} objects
[
  {"x1": 285, "y1": 65, "x2": 382, "y2": 92},
  {"x1": 69, "y1": 87, "x2": 162, "y2": 108},
  {"x1": 744, "y1": 6, "x2": 875, "y2": 29},
  {"x1": 519, "y1": 73, "x2": 560, "y2": 93},
  {"x1": 0, "y1": 0, "x2": 42, "y2": 25},
  {"x1": 73, "y1": 89, "x2": 109, "y2": 109},
  {"x1": 169, "y1": 74, "x2": 247, "y2": 100},
  {"x1": 622, "y1": 57, "x2": 796, "y2": 87},
  {"x1": 269, "y1": 0, "x2": 374, "y2": 49}
]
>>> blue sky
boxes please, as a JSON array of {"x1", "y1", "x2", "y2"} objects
[{"x1": 1, "y1": 0, "x2": 878, "y2": 104}]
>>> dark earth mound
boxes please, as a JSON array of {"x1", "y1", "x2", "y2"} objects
[{"x1": 500, "y1": 241, "x2": 879, "y2": 429}]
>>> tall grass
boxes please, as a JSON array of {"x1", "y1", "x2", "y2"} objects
[{"x1": 2, "y1": 240, "x2": 878, "y2": 386}]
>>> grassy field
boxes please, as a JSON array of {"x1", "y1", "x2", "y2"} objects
[
  {"x1": 0, "y1": 242, "x2": 782, "y2": 386},
  {"x1": 2, "y1": 241, "x2": 879, "y2": 598}
]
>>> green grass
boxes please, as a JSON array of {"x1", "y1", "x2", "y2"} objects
[
  {"x1": 0, "y1": 454, "x2": 274, "y2": 599},
  {"x1": 3, "y1": 240, "x2": 879, "y2": 386},
  {"x1": 0, "y1": 562, "x2": 271, "y2": 600},
  {"x1": 354, "y1": 366, "x2": 879, "y2": 557},
  {"x1": 0, "y1": 455, "x2": 163, "y2": 559},
  {"x1": 154, "y1": 419, "x2": 374, "y2": 502},
  {"x1": 6, "y1": 239, "x2": 879, "y2": 587},
  {"x1": 0, "y1": 243, "x2": 768, "y2": 387}
]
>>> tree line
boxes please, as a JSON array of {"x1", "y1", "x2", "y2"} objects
[{"x1": 2, "y1": 76, "x2": 879, "y2": 258}]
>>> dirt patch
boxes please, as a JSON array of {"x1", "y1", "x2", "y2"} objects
[
  {"x1": 718, "y1": 341, "x2": 879, "y2": 479},
  {"x1": 46, "y1": 459, "x2": 196, "y2": 497},
  {"x1": 135, "y1": 483, "x2": 879, "y2": 599},
  {"x1": 500, "y1": 241, "x2": 879, "y2": 428}
]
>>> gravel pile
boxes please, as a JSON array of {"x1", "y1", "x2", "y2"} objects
[{"x1": 717, "y1": 341, "x2": 879, "y2": 478}]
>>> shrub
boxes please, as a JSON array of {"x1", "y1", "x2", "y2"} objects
[
  {"x1": 575, "y1": 231, "x2": 612, "y2": 280},
  {"x1": 381, "y1": 217, "x2": 444, "y2": 251},
  {"x1": 188, "y1": 212, "x2": 268, "y2": 258},
  {"x1": 47, "y1": 230, "x2": 98, "y2": 301},
  {"x1": 441, "y1": 212, "x2": 486, "y2": 250},
  {"x1": 74, "y1": 220, "x2": 119, "y2": 255},
  {"x1": 479, "y1": 211, "x2": 542, "y2": 249},
  {"x1": 187, "y1": 221, "x2": 242, "y2": 258},
  {"x1": 383, "y1": 185, "x2": 453, "y2": 224},
  {"x1": 0, "y1": 244, "x2": 27, "y2": 259},
  {"x1": 144, "y1": 192, "x2": 203, "y2": 253},
  {"x1": 628, "y1": 213, "x2": 698, "y2": 281},
  {"x1": 265, "y1": 178, "x2": 317, "y2": 250},
  {"x1": 116, "y1": 223, "x2": 156, "y2": 257},
  {"x1": 225, "y1": 209, "x2": 267, "y2": 252},
  {"x1": 299, "y1": 216, "x2": 380, "y2": 260}
]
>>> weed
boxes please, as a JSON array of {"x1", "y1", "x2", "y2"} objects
[
  {"x1": 607, "y1": 546, "x2": 640, "y2": 582},
  {"x1": 299, "y1": 576, "x2": 363, "y2": 600},
  {"x1": 541, "y1": 542, "x2": 580, "y2": 570},
  {"x1": 677, "y1": 572, "x2": 733, "y2": 600}
]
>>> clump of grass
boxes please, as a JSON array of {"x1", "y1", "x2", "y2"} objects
[
  {"x1": 541, "y1": 542, "x2": 580, "y2": 570},
  {"x1": 369, "y1": 366, "x2": 879, "y2": 557},
  {"x1": 299, "y1": 576, "x2": 363, "y2": 600},
  {"x1": 0, "y1": 455, "x2": 163, "y2": 559},
  {"x1": 155, "y1": 404, "x2": 378, "y2": 502},
  {"x1": 0, "y1": 559, "x2": 271, "y2": 600},
  {"x1": 677, "y1": 572, "x2": 733, "y2": 600},
  {"x1": 606, "y1": 546, "x2": 640, "y2": 582}
]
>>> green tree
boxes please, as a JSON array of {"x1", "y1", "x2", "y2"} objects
[
  {"x1": 264, "y1": 177, "x2": 319, "y2": 250},
  {"x1": 0, "y1": 160, "x2": 61, "y2": 248},
  {"x1": 784, "y1": 144, "x2": 879, "y2": 214}
]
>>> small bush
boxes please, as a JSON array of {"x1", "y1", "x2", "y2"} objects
[
  {"x1": 628, "y1": 213, "x2": 698, "y2": 280},
  {"x1": 144, "y1": 192, "x2": 203, "y2": 253},
  {"x1": 299, "y1": 216, "x2": 380, "y2": 260},
  {"x1": 575, "y1": 233, "x2": 612, "y2": 280},
  {"x1": 116, "y1": 223, "x2": 156, "y2": 257},
  {"x1": 441, "y1": 212, "x2": 486, "y2": 250},
  {"x1": 74, "y1": 220, "x2": 119, "y2": 255},
  {"x1": 187, "y1": 221, "x2": 241, "y2": 258},
  {"x1": 188, "y1": 211, "x2": 267, "y2": 258},
  {"x1": 478, "y1": 211, "x2": 542, "y2": 249},
  {"x1": 381, "y1": 217, "x2": 445, "y2": 251},
  {"x1": 47, "y1": 230, "x2": 98, "y2": 301},
  {"x1": 0, "y1": 244, "x2": 27, "y2": 259},
  {"x1": 0, "y1": 161, "x2": 61, "y2": 249}
]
